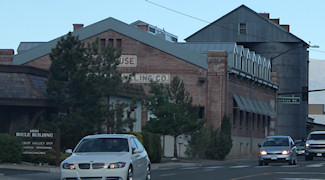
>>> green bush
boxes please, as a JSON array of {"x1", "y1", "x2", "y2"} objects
[
  {"x1": 125, "y1": 132, "x2": 162, "y2": 163},
  {"x1": 186, "y1": 116, "x2": 232, "y2": 160},
  {"x1": 142, "y1": 132, "x2": 162, "y2": 163},
  {"x1": 22, "y1": 150, "x2": 69, "y2": 165},
  {"x1": 0, "y1": 134, "x2": 23, "y2": 163}
]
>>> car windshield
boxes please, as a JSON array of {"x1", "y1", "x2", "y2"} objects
[
  {"x1": 295, "y1": 141, "x2": 305, "y2": 146},
  {"x1": 308, "y1": 134, "x2": 325, "y2": 140},
  {"x1": 74, "y1": 138, "x2": 129, "y2": 152},
  {"x1": 263, "y1": 137, "x2": 289, "y2": 147}
]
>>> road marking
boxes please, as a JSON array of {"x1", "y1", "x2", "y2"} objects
[
  {"x1": 230, "y1": 173, "x2": 272, "y2": 180},
  {"x1": 307, "y1": 164, "x2": 324, "y2": 167},
  {"x1": 205, "y1": 166, "x2": 224, "y2": 169},
  {"x1": 181, "y1": 167, "x2": 200, "y2": 170},
  {"x1": 160, "y1": 173, "x2": 175, "y2": 177},
  {"x1": 204, "y1": 166, "x2": 224, "y2": 171},
  {"x1": 230, "y1": 165, "x2": 249, "y2": 168},
  {"x1": 281, "y1": 178, "x2": 325, "y2": 180},
  {"x1": 281, "y1": 165, "x2": 298, "y2": 168},
  {"x1": 276, "y1": 172, "x2": 325, "y2": 175}
]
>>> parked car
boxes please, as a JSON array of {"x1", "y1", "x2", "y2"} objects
[
  {"x1": 258, "y1": 136, "x2": 297, "y2": 166},
  {"x1": 305, "y1": 131, "x2": 325, "y2": 161},
  {"x1": 60, "y1": 134, "x2": 151, "y2": 180},
  {"x1": 294, "y1": 139, "x2": 306, "y2": 155}
]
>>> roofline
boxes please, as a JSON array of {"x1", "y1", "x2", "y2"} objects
[
  {"x1": 13, "y1": 17, "x2": 207, "y2": 69},
  {"x1": 185, "y1": 5, "x2": 308, "y2": 45}
]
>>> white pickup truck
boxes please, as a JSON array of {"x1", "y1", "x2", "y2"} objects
[{"x1": 305, "y1": 131, "x2": 325, "y2": 160}]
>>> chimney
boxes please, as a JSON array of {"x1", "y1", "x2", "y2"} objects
[
  {"x1": 259, "y1": 13, "x2": 270, "y2": 19},
  {"x1": 0, "y1": 49, "x2": 14, "y2": 65},
  {"x1": 280, "y1": 25, "x2": 290, "y2": 32},
  {"x1": 270, "y1": 18, "x2": 280, "y2": 25},
  {"x1": 137, "y1": 23, "x2": 148, "y2": 32},
  {"x1": 73, "y1": 24, "x2": 84, "y2": 31}
]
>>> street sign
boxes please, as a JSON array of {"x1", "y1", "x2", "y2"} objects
[{"x1": 278, "y1": 97, "x2": 300, "y2": 104}]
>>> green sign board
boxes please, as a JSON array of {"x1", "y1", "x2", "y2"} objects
[{"x1": 278, "y1": 97, "x2": 300, "y2": 104}]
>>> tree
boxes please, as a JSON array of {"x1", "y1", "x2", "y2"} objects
[
  {"x1": 187, "y1": 115, "x2": 232, "y2": 160},
  {"x1": 144, "y1": 76, "x2": 203, "y2": 158},
  {"x1": 46, "y1": 33, "x2": 124, "y2": 149},
  {"x1": 215, "y1": 115, "x2": 233, "y2": 160}
]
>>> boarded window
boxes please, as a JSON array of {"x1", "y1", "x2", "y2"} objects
[{"x1": 239, "y1": 23, "x2": 247, "y2": 35}]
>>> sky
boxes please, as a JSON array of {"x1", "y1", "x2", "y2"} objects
[
  {"x1": 1, "y1": 0, "x2": 325, "y2": 60},
  {"x1": 1, "y1": 0, "x2": 325, "y2": 103}
]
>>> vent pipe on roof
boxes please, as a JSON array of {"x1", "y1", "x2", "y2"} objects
[{"x1": 73, "y1": 24, "x2": 84, "y2": 31}]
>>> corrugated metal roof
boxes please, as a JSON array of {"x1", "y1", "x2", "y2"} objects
[
  {"x1": 177, "y1": 42, "x2": 237, "y2": 56},
  {"x1": 13, "y1": 17, "x2": 207, "y2": 69},
  {"x1": 17, "y1": 42, "x2": 46, "y2": 54}
]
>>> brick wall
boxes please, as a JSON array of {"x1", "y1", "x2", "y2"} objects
[
  {"x1": 0, "y1": 49, "x2": 14, "y2": 65},
  {"x1": 21, "y1": 29, "x2": 277, "y2": 136}
]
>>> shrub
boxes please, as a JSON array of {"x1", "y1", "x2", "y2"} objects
[
  {"x1": 0, "y1": 134, "x2": 23, "y2": 163},
  {"x1": 186, "y1": 115, "x2": 232, "y2": 160},
  {"x1": 142, "y1": 132, "x2": 162, "y2": 163}
]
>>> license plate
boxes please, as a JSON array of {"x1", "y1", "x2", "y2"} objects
[
  {"x1": 271, "y1": 157, "x2": 277, "y2": 160},
  {"x1": 317, "y1": 153, "x2": 322, "y2": 157}
]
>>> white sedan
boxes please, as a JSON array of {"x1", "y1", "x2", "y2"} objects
[{"x1": 60, "y1": 134, "x2": 151, "y2": 180}]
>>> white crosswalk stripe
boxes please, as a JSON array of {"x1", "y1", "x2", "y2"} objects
[{"x1": 230, "y1": 165, "x2": 250, "y2": 168}]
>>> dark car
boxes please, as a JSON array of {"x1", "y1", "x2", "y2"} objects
[
  {"x1": 258, "y1": 136, "x2": 297, "y2": 166},
  {"x1": 294, "y1": 140, "x2": 306, "y2": 155}
]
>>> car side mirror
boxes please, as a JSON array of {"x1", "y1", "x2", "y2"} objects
[
  {"x1": 65, "y1": 149, "x2": 73, "y2": 154},
  {"x1": 132, "y1": 148, "x2": 143, "y2": 154},
  {"x1": 258, "y1": 144, "x2": 261, "y2": 148}
]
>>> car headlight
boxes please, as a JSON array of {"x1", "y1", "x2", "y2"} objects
[
  {"x1": 62, "y1": 163, "x2": 75, "y2": 170},
  {"x1": 260, "y1": 150, "x2": 267, "y2": 155},
  {"x1": 282, "y1": 150, "x2": 290, "y2": 155},
  {"x1": 108, "y1": 162, "x2": 126, "y2": 169},
  {"x1": 305, "y1": 143, "x2": 310, "y2": 147}
]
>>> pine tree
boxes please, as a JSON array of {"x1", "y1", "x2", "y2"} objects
[
  {"x1": 144, "y1": 76, "x2": 204, "y2": 158},
  {"x1": 46, "y1": 33, "x2": 123, "y2": 149}
]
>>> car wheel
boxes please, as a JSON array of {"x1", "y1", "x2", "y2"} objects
[
  {"x1": 146, "y1": 165, "x2": 151, "y2": 180},
  {"x1": 127, "y1": 166, "x2": 133, "y2": 180},
  {"x1": 258, "y1": 160, "x2": 264, "y2": 166},
  {"x1": 264, "y1": 162, "x2": 268, "y2": 166},
  {"x1": 305, "y1": 155, "x2": 310, "y2": 161}
]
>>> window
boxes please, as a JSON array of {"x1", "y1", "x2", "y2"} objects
[
  {"x1": 239, "y1": 110, "x2": 243, "y2": 127},
  {"x1": 257, "y1": 114, "x2": 260, "y2": 129},
  {"x1": 239, "y1": 23, "x2": 247, "y2": 35},
  {"x1": 116, "y1": 39, "x2": 122, "y2": 49},
  {"x1": 108, "y1": 39, "x2": 114, "y2": 47},
  {"x1": 252, "y1": 113, "x2": 255, "y2": 130},
  {"x1": 132, "y1": 137, "x2": 144, "y2": 151},
  {"x1": 245, "y1": 112, "x2": 249, "y2": 129},
  {"x1": 233, "y1": 102, "x2": 237, "y2": 128},
  {"x1": 199, "y1": 106, "x2": 205, "y2": 119},
  {"x1": 148, "y1": 27, "x2": 156, "y2": 34},
  {"x1": 100, "y1": 39, "x2": 106, "y2": 49}
]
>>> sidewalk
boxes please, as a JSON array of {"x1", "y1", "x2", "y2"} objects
[{"x1": 0, "y1": 157, "x2": 256, "y2": 172}]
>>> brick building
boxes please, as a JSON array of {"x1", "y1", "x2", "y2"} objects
[{"x1": 2, "y1": 16, "x2": 278, "y2": 157}]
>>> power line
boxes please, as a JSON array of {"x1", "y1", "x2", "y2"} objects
[
  {"x1": 145, "y1": 0, "x2": 325, "y2": 55},
  {"x1": 145, "y1": 0, "x2": 287, "y2": 43}
]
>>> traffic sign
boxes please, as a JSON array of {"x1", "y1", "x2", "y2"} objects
[{"x1": 278, "y1": 97, "x2": 300, "y2": 104}]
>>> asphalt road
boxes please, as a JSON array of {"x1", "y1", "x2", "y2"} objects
[
  {"x1": 153, "y1": 156, "x2": 325, "y2": 180},
  {"x1": 2, "y1": 156, "x2": 325, "y2": 180}
]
